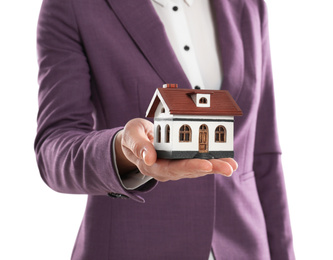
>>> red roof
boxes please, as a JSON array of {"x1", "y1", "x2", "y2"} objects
[{"x1": 146, "y1": 88, "x2": 243, "y2": 117}]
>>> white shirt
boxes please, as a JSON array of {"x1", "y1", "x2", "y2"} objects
[{"x1": 151, "y1": 0, "x2": 223, "y2": 90}]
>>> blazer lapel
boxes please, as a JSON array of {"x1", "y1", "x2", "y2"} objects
[
  {"x1": 211, "y1": 0, "x2": 245, "y2": 100},
  {"x1": 106, "y1": 0, "x2": 192, "y2": 89},
  {"x1": 106, "y1": 0, "x2": 245, "y2": 96}
]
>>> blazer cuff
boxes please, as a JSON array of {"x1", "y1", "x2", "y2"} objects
[
  {"x1": 108, "y1": 129, "x2": 157, "y2": 203},
  {"x1": 112, "y1": 130, "x2": 154, "y2": 190}
]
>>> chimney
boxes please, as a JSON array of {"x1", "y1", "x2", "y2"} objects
[{"x1": 163, "y1": 83, "x2": 178, "y2": 88}]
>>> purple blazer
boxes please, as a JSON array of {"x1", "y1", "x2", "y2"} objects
[{"x1": 35, "y1": 0, "x2": 295, "y2": 259}]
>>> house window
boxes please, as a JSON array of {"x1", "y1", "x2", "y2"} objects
[
  {"x1": 199, "y1": 97, "x2": 207, "y2": 104},
  {"x1": 161, "y1": 108, "x2": 165, "y2": 113},
  {"x1": 215, "y1": 125, "x2": 226, "y2": 142},
  {"x1": 165, "y1": 125, "x2": 170, "y2": 143},
  {"x1": 179, "y1": 125, "x2": 191, "y2": 142},
  {"x1": 156, "y1": 125, "x2": 161, "y2": 143}
]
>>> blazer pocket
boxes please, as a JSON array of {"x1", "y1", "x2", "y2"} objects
[{"x1": 239, "y1": 170, "x2": 255, "y2": 182}]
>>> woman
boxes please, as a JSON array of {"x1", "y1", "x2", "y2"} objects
[{"x1": 35, "y1": 0, "x2": 295, "y2": 259}]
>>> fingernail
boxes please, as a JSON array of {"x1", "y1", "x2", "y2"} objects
[
  {"x1": 222, "y1": 168, "x2": 234, "y2": 177},
  {"x1": 234, "y1": 161, "x2": 238, "y2": 171},
  {"x1": 141, "y1": 149, "x2": 147, "y2": 163}
]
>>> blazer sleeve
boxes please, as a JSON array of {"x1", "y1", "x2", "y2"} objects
[
  {"x1": 253, "y1": 1, "x2": 295, "y2": 259},
  {"x1": 34, "y1": 0, "x2": 156, "y2": 203}
]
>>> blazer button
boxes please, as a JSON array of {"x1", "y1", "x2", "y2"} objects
[{"x1": 108, "y1": 192, "x2": 129, "y2": 199}]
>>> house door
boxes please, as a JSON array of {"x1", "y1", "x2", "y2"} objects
[{"x1": 199, "y1": 124, "x2": 208, "y2": 153}]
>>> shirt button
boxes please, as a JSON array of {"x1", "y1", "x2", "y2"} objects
[
  {"x1": 184, "y1": 45, "x2": 190, "y2": 51},
  {"x1": 172, "y1": 6, "x2": 178, "y2": 11}
]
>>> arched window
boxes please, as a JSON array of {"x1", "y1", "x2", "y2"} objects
[
  {"x1": 215, "y1": 125, "x2": 226, "y2": 142},
  {"x1": 199, "y1": 97, "x2": 207, "y2": 104},
  {"x1": 165, "y1": 125, "x2": 170, "y2": 143},
  {"x1": 161, "y1": 107, "x2": 165, "y2": 113},
  {"x1": 179, "y1": 125, "x2": 192, "y2": 142},
  {"x1": 156, "y1": 125, "x2": 161, "y2": 143}
]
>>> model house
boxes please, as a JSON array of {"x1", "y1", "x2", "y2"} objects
[{"x1": 146, "y1": 84, "x2": 243, "y2": 159}]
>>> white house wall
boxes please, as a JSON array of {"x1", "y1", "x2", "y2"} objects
[
  {"x1": 153, "y1": 102, "x2": 173, "y2": 151},
  {"x1": 153, "y1": 114, "x2": 234, "y2": 153},
  {"x1": 154, "y1": 101, "x2": 170, "y2": 118}
]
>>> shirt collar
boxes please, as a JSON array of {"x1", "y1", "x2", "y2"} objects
[{"x1": 153, "y1": 0, "x2": 194, "y2": 7}]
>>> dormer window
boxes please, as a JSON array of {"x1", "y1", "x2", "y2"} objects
[
  {"x1": 161, "y1": 107, "x2": 165, "y2": 113},
  {"x1": 190, "y1": 93, "x2": 211, "y2": 107},
  {"x1": 199, "y1": 97, "x2": 207, "y2": 104}
]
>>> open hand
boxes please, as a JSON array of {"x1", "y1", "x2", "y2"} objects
[{"x1": 115, "y1": 118, "x2": 238, "y2": 182}]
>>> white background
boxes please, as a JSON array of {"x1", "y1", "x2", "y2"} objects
[{"x1": 0, "y1": 0, "x2": 332, "y2": 259}]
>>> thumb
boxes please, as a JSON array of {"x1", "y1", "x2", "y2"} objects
[{"x1": 122, "y1": 118, "x2": 157, "y2": 166}]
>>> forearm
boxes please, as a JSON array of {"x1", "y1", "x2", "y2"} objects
[{"x1": 36, "y1": 127, "x2": 123, "y2": 195}]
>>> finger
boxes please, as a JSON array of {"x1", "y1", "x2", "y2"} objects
[
  {"x1": 141, "y1": 146, "x2": 157, "y2": 166},
  {"x1": 143, "y1": 159, "x2": 213, "y2": 181},
  {"x1": 218, "y1": 158, "x2": 238, "y2": 171},
  {"x1": 122, "y1": 139, "x2": 157, "y2": 167},
  {"x1": 209, "y1": 159, "x2": 234, "y2": 177},
  {"x1": 168, "y1": 159, "x2": 213, "y2": 177}
]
